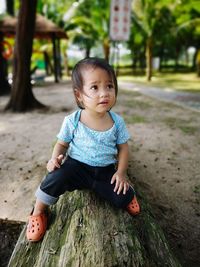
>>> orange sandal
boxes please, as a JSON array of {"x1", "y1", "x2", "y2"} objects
[
  {"x1": 26, "y1": 211, "x2": 48, "y2": 242},
  {"x1": 126, "y1": 195, "x2": 140, "y2": 216}
]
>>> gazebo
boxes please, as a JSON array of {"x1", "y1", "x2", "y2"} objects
[{"x1": 0, "y1": 14, "x2": 68, "y2": 83}]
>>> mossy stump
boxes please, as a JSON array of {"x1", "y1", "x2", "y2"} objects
[{"x1": 8, "y1": 188, "x2": 181, "y2": 267}]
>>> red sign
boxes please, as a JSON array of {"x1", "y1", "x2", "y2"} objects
[{"x1": 110, "y1": 0, "x2": 132, "y2": 41}]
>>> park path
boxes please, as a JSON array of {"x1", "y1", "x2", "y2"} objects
[{"x1": 119, "y1": 81, "x2": 200, "y2": 111}]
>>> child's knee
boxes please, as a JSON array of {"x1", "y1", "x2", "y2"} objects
[
  {"x1": 112, "y1": 189, "x2": 134, "y2": 209},
  {"x1": 112, "y1": 197, "x2": 128, "y2": 208}
]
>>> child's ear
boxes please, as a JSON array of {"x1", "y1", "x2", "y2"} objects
[
  {"x1": 74, "y1": 89, "x2": 84, "y2": 109},
  {"x1": 74, "y1": 89, "x2": 82, "y2": 101}
]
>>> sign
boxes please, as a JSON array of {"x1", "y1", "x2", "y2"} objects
[{"x1": 109, "y1": 0, "x2": 132, "y2": 41}]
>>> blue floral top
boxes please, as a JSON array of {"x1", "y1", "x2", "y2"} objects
[{"x1": 57, "y1": 110, "x2": 130, "y2": 167}]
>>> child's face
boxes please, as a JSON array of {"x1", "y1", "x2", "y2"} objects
[{"x1": 75, "y1": 67, "x2": 116, "y2": 113}]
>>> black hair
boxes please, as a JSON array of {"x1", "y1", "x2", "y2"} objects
[{"x1": 71, "y1": 57, "x2": 118, "y2": 109}]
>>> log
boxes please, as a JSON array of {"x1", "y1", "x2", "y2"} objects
[{"x1": 8, "y1": 186, "x2": 181, "y2": 267}]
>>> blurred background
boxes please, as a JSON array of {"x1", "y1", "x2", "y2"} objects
[{"x1": 0, "y1": 0, "x2": 200, "y2": 106}]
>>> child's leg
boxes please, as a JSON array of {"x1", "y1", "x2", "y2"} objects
[
  {"x1": 92, "y1": 166, "x2": 140, "y2": 215},
  {"x1": 32, "y1": 199, "x2": 48, "y2": 216},
  {"x1": 94, "y1": 180, "x2": 140, "y2": 214},
  {"x1": 27, "y1": 157, "x2": 92, "y2": 242}
]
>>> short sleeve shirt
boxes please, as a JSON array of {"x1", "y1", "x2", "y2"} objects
[{"x1": 57, "y1": 110, "x2": 130, "y2": 167}]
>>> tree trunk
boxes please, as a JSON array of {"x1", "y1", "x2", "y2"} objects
[
  {"x1": 145, "y1": 37, "x2": 153, "y2": 81},
  {"x1": 174, "y1": 46, "x2": 180, "y2": 71},
  {"x1": 52, "y1": 35, "x2": 60, "y2": 83},
  {"x1": 6, "y1": 0, "x2": 14, "y2": 16},
  {"x1": 6, "y1": 0, "x2": 45, "y2": 112},
  {"x1": 85, "y1": 44, "x2": 91, "y2": 58},
  {"x1": 8, "y1": 182, "x2": 181, "y2": 266},
  {"x1": 103, "y1": 39, "x2": 110, "y2": 62},
  {"x1": 63, "y1": 50, "x2": 70, "y2": 77},
  {"x1": 57, "y1": 39, "x2": 62, "y2": 79},
  {"x1": 196, "y1": 49, "x2": 200, "y2": 77},
  {"x1": 43, "y1": 51, "x2": 53, "y2": 76}
]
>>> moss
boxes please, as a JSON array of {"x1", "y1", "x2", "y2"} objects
[
  {"x1": 124, "y1": 115, "x2": 147, "y2": 124},
  {"x1": 193, "y1": 185, "x2": 200, "y2": 194}
]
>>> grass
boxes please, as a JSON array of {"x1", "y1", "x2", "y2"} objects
[
  {"x1": 124, "y1": 114, "x2": 147, "y2": 124},
  {"x1": 118, "y1": 90, "x2": 152, "y2": 109},
  {"x1": 123, "y1": 99, "x2": 152, "y2": 109},
  {"x1": 118, "y1": 89, "x2": 141, "y2": 97},
  {"x1": 163, "y1": 117, "x2": 199, "y2": 135},
  {"x1": 179, "y1": 126, "x2": 198, "y2": 135},
  {"x1": 118, "y1": 72, "x2": 200, "y2": 93}
]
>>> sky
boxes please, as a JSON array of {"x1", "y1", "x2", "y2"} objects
[{"x1": 0, "y1": 0, "x2": 6, "y2": 14}]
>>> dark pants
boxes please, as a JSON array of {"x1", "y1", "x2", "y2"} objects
[{"x1": 36, "y1": 157, "x2": 134, "y2": 209}]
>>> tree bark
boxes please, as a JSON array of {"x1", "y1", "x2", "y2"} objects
[
  {"x1": 52, "y1": 35, "x2": 60, "y2": 83},
  {"x1": 63, "y1": 50, "x2": 70, "y2": 77},
  {"x1": 196, "y1": 49, "x2": 200, "y2": 77},
  {"x1": 6, "y1": 0, "x2": 45, "y2": 112},
  {"x1": 8, "y1": 182, "x2": 181, "y2": 266},
  {"x1": 103, "y1": 39, "x2": 110, "y2": 62},
  {"x1": 146, "y1": 37, "x2": 153, "y2": 81},
  {"x1": 43, "y1": 51, "x2": 53, "y2": 76},
  {"x1": 85, "y1": 46, "x2": 91, "y2": 58}
]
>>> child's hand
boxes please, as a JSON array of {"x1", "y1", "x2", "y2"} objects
[
  {"x1": 46, "y1": 154, "x2": 64, "y2": 172},
  {"x1": 111, "y1": 171, "x2": 130, "y2": 195}
]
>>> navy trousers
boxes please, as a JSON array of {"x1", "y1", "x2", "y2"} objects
[{"x1": 36, "y1": 157, "x2": 134, "y2": 208}]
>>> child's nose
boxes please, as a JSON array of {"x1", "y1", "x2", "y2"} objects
[{"x1": 100, "y1": 88, "x2": 109, "y2": 97}]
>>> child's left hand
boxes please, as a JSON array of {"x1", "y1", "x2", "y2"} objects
[{"x1": 111, "y1": 171, "x2": 130, "y2": 195}]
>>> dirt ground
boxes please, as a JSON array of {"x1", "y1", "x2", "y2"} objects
[{"x1": 0, "y1": 81, "x2": 200, "y2": 267}]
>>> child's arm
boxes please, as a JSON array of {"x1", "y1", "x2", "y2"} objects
[
  {"x1": 111, "y1": 142, "x2": 130, "y2": 195},
  {"x1": 46, "y1": 140, "x2": 69, "y2": 172}
]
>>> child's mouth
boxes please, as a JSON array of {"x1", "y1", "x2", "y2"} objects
[{"x1": 98, "y1": 101, "x2": 109, "y2": 105}]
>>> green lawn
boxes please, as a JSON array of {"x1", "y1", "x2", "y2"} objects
[{"x1": 118, "y1": 72, "x2": 200, "y2": 93}]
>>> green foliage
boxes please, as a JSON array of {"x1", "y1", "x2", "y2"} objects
[
  {"x1": 132, "y1": 0, "x2": 174, "y2": 36},
  {"x1": 3, "y1": 0, "x2": 200, "y2": 73},
  {"x1": 38, "y1": 0, "x2": 76, "y2": 26},
  {"x1": 62, "y1": 0, "x2": 111, "y2": 58}
]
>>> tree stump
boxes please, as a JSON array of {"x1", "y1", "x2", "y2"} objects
[{"x1": 8, "y1": 187, "x2": 181, "y2": 267}]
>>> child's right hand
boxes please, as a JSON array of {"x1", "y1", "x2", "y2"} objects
[{"x1": 46, "y1": 154, "x2": 64, "y2": 172}]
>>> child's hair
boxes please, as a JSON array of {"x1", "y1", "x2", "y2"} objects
[{"x1": 71, "y1": 57, "x2": 118, "y2": 109}]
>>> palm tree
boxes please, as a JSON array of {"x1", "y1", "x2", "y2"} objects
[
  {"x1": 131, "y1": 0, "x2": 174, "y2": 81},
  {"x1": 66, "y1": 0, "x2": 111, "y2": 61},
  {"x1": 65, "y1": 16, "x2": 98, "y2": 58}
]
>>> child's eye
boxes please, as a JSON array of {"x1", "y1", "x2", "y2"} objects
[
  {"x1": 107, "y1": 84, "x2": 114, "y2": 89},
  {"x1": 91, "y1": 85, "x2": 98, "y2": 90}
]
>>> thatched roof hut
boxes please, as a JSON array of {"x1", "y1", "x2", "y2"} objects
[
  {"x1": 0, "y1": 14, "x2": 67, "y2": 39},
  {"x1": 0, "y1": 14, "x2": 67, "y2": 83}
]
